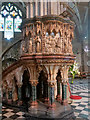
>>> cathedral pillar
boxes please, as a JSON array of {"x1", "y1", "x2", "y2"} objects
[
  {"x1": 26, "y1": 2, "x2": 29, "y2": 18},
  {"x1": 30, "y1": 80, "x2": 38, "y2": 106},
  {"x1": 40, "y1": 2, "x2": 43, "y2": 16},
  {"x1": 17, "y1": 83, "x2": 22, "y2": 105},
  {"x1": 44, "y1": 2, "x2": 47, "y2": 15},
  {"x1": 35, "y1": 1, "x2": 38, "y2": 16},
  {"x1": 30, "y1": 2, "x2": 33, "y2": 18}
]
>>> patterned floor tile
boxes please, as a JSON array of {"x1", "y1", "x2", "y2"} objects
[
  {"x1": 16, "y1": 111, "x2": 25, "y2": 116},
  {"x1": 75, "y1": 106, "x2": 85, "y2": 110},
  {"x1": 3, "y1": 112, "x2": 15, "y2": 118},
  {"x1": 80, "y1": 110, "x2": 88, "y2": 115},
  {"x1": 70, "y1": 79, "x2": 89, "y2": 120}
]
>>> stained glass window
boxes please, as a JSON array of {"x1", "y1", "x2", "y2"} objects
[
  {"x1": 15, "y1": 16, "x2": 22, "y2": 32},
  {"x1": 0, "y1": 14, "x2": 4, "y2": 31},
  {"x1": 0, "y1": 3, "x2": 22, "y2": 40}
]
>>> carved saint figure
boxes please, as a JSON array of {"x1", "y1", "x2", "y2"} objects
[
  {"x1": 28, "y1": 38, "x2": 32, "y2": 53},
  {"x1": 36, "y1": 36, "x2": 41, "y2": 53}
]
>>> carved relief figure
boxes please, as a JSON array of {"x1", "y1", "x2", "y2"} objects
[
  {"x1": 28, "y1": 38, "x2": 33, "y2": 53},
  {"x1": 35, "y1": 36, "x2": 41, "y2": 53}
]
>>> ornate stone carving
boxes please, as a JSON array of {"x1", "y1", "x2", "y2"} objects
[
  {"x1": 21, "y1": 18, "x2": 74, "y2": 55},
  {"x1": 48, "y1": 81, "x2": 56, "y2": 87},
  {"x1": 30, "y1": 80, "x2": 38, "y2": 86},
  {"x1": 35, "y1": 36, "x2": 41, "y2": 53},
  {"x1": 28, "y1": 38, "x2": 33, "y2": 53}
]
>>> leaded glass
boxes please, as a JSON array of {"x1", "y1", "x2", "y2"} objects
[
  {"x1": 10, "y1": 6, "x2": 13, "y2": 11},
  {"x1": 19, "y1": 10, "x2": 22, "y2": 17},
  {"x1": 5, "y1": 16, "x2": 13, "y2": 31},
  {"x1": 1, "y1": 9, "x2": 9, "y2": 16},
  {"x1": 14, "y1": 6, "x2": 17, "y2": 11},
  {"x1": 0, "y1": 3, "x2": 22, "y2": 40},
  {"x1": 8, "y1": 3, "x2": 11, "y2": 7},
  {"x1": 0, "y1": 14, "x2": 4, "y2": 31},
  {"x1": 1, "y1": 6, "x2": 4, "y2": 10},
  {"x1": 4, "y1": 31, "x2": 13, "y2": 40},
  {"x1": 10, "y1": 10, "x2": 17, "y2": 17},
  {"x1": 6, "y1": 6, "x2": 9, "y2": 11},
  {"x1": 15, "y1": 16, "x2": 22, "y2": 32}
]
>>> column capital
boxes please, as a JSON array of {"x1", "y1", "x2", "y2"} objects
[
  {"x1": 30, "y1": 80, "x2": 38, "y2": 86},
  {"x1": 17, "y1": 82, "x2": 23, "y2": 87},
  {"x1": 56, "y1": 76, "x2": 62, "y2": 82},
  {"x1": 8, "y1": 87, "x2": 12, "y2": 91},
  {"x1": 61, "y1": 79, "x2": 68, "y2": 84},
  {"x1": 48, "y1": 81, "x2": 56, "y2": 87}
]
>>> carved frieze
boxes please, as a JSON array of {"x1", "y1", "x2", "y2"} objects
[{"x1": 21, "y1": 17, "x2": 74, "y2": 55}]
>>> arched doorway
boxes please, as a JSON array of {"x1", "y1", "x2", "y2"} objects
[
  {"x1": 22, "y1": 69, "x2": 32, "y2": 103},
  {"x1": 37, "y1": 70, "x2": 48, "y2": 102}
]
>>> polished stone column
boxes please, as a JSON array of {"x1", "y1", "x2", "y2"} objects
[
  {"x1": 61, "y1": 82, "x2": 68, "y2": 105},
  {"x1": 8, "y1": 88, "x2": 12, "y2": 104},
  {"x1": 48, "y1": 82, "x2": 56, "y2": 108},
  {"x1": 17, "y1": 83, "x2": 22, "y2": 105},
  {"x1": 44, "y1": 82, "x2": 49, "y2": 103},
  {"x1": 56, "y1": 76, "x2": 62, "y2": 102},
  {"x1": 30, "y1": 80, "x2": 38, "y2": 106}
]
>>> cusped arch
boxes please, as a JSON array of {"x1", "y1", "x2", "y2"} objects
[
  {"x1": 37, "y1": 65, "x2": 48, "y2": 80},
  {"x1": 21, "y1": 66, "x2": 30, "y2": 78},
  {"x1": 28, "y1": 31, "x2": 32, "y2": 39}
]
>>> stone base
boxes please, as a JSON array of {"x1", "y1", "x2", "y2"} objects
[
  {"x1": 31, "y1": 101, "x2": 38, "y2": 106},
  {"x1": 61, "y1": 99, "x2": 68, "y2": 105},
  {"x1": 28, "y1": 101, "x2": 74, "y2": 119},
  {"x1": 56, "y1": 95, "x2": 62, "y2": 102},
  {"x1": 44, "y1": 98, "x2": 49, "y2": 104},
  {"x1": 48, "y1": 103, "x2": 56, "y2": 110}
]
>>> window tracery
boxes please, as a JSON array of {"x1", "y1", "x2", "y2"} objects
[{"x1": 0, "y1": 3, "x2": 22, "y2": 40}]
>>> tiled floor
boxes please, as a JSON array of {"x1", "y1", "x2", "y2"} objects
[
  {"x1": 70, "y1": 78, "x2": 89, "y2": 120},
  {"x1": 1, "y1": 78, "x2": 90, "y2": 120},
  {"x1": 2, "y1": 106, "x2": 26, "y2": 120}
]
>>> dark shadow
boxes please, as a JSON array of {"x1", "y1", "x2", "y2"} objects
[
  {"x1": 37, "y1": 70, "x2": 48, "y2": 102},
  {"x1": 22, "y1": 69, "x2": 32, "y2": 103}
]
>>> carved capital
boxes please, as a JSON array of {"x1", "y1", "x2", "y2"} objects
[
  {"x1": 61, "y1": 78, "x2": 68, "y2": 84},
  {"x1": 17, "y1": 82, "x2": 23, "y2": 87},
  {"x1": 30, "y1": 80, "x2": 38, "y2": 86},
  {"x1": 48, "y1": 81, "x2": 56, "y2": 87}
]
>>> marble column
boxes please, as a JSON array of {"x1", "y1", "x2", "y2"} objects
[
  {"x1": 44, "y1": 82, "x2": 49, "y2": 103},
  {"x1": 30, "y1": 80, "x2": 38, "y2": 106},
  {"x1": 56, "y1": 76, "x2": 62, "y2": 102},
  {"x1": 61, "y1": 81, "x2": 68, "y2": 105},
  {"x1": 17, "y1": 83, "x2": 22, "y2": 105},
  {"x1": 48, "y1": 82, "x2": 56, "y2": 108},
  {"x1": 8, "y1": 88, "x2": 12, "y2": 104}
]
